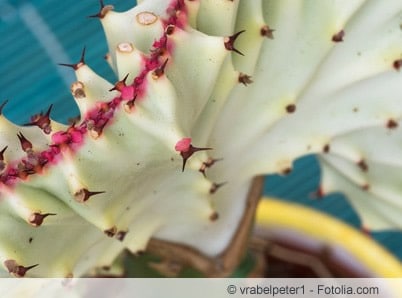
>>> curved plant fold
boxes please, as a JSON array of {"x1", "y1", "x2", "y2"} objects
[{"x1": 0, "y1": 0, "x2": 401, "y2": 277}]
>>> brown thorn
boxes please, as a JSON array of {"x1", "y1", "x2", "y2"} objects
[
  {"x1": 0, "y1": 146, "x2": 7, "y2": 161},
  {"x1": 122, "y1": 73, "x2": 130, "y2": 83},
  {"x1": 58, "y1": 62, "x2": 76, "y2": 69},
  {"x1": 209, "y1": 182, "x2": 227, "y2": 194},
  {"x1": 28, "y1": 212, "x2": 56, "y2": 227},
  {"x1": 116, "y1": 230, "x2": 127, "y2": 242},
  {"x1": 285, "y1": 104, "x2": 296, "y2": 113},
  {"x1": 79, "y1": 46, "x2": 86, "y2": 65},
  {"x1": 74, "y1": 188, "x2": 105, "y2": 203},
  {"x1": 332, "y1": 30, "x2": 345, "y2": 42},
  {"x1": 125, "y1": 94, "x2": 137, "y2": 111},
  {"x1": 104, "y1": 226, "x2": 117, "y2": 237},
  {"x1": 180, "y1": 145, "x2": 212, "y2": 172},
  {"x1": 181, "y1": 156, "x2": 188, "y2": 172},
  {"x1": 45, "y1": 104, "x2": 53, "y2": 117},
  {"x1": 357, "y1": 159, "x2": 368, "y2": 172},
  {"x1": 238, "y1": 73, "x2": 253, "y2": 86},
  {"x1": 23, "y1": 104, "x2": 53, "y2": 134},
  {"x1": 260, "y1": 25, "x2": 275, "y2": 39},
  {"x1": 199, "y1": 165, "x2": 207, "y2": 177},
  {"x1": 59, "y1": 47, "x2": 86, "y2": 70},
  {"x1": 209, "y1": 212, "x2": 219, "y2": 221},
  {"x1": 17, "y1": 132, "x2": 33, "y2": 152},
  {"x1": 0, "y1": 146, "x2": 7, "y2": 172},
  {"x1": 17, "y1": 264, "x2": 39, "y2": 277},
  {"x1": 0, "y1": 100, "x2": 8, "y2": 115},
  {"x1": 387, "y1": 119, "x2": 398, "y2": 129},
  {"x1": 224, "y1": 30, "x2": 245, "y2": 56},
  {"x1": 323, "y1": 144, "x2": 330, "y2": 153},
  {"x1": 109, "y1": 73, "x2": 130, "y2": 92},
  {"x1": 393, "y1": 59, "x2": 402, "y2": 71},
  {"x1": 4, "y1": 260, "x2": 39, "y2": 277},
  {"x1": 199, "y1": 157, "x2": 222, "y2": 177},
  {"x1": 152, "y1": 58, "x2": 169, "y2": 79}
]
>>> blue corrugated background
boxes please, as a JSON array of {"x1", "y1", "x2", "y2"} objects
[{"x1": 1, "y1": 0, "x2": 401, "y2": 260}]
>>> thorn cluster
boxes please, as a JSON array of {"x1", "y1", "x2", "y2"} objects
[{"x1": 23, "y1": 105, "x2": 53, "y2": 134}]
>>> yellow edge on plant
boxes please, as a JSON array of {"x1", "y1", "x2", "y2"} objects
[{"x1": 255, "y1": 198, "x2": 402, "y2": 277}]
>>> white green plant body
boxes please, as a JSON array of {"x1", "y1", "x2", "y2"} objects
[{"x1": 0, "y1": 0, "x2": 401, "y2": 277}]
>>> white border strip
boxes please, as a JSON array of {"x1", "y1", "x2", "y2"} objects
[{"x1": 0, "y1": 278, "x2": 401, "y2": 298}]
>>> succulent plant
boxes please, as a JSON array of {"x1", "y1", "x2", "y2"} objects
[{"x1": 0, "y1": 0, "x2": 401, "y2": 277}]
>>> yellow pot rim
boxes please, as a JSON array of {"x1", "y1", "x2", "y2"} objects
[{"x1": 255, "y1": 197, "x2": 402, "y2": 277}]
